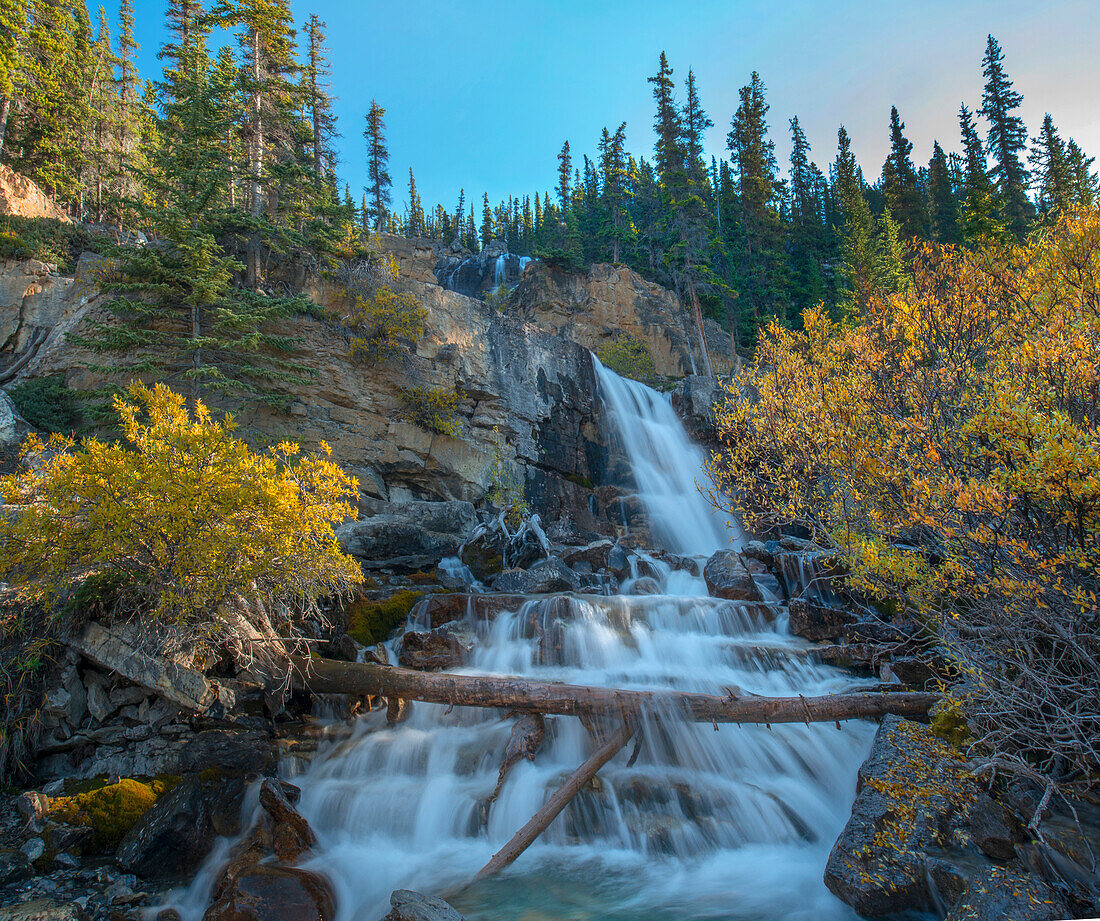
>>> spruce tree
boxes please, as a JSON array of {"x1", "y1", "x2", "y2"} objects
[
  {"x1": 648, "y1": 52, "x2": 681, "y2": 187},
  {"x1": 363, "y1": 98, "x2": 390, "y2": 231},
  {"x1": 598, "y1": 122, "x2": 632, "y2": 262},
  {"x1": 979, "y1": 35, "x2": 1031, "y2": 238},
  {"x1": 926, "y1": 140, "x2": 959, "y2": 243},
  {"x1": 788, "y1": 116, "x2": 825, "y2": 315},
  {"x1": 882, "y1": 105, "x2": 926, "y2": 239},
  {"x1": 406, "y1": 167, "x2": 424, "y2": 236},
  {"x1": 0, "y1": 0, "x2": 28, "y2": 158},
  {"x1": 1065, "y1": 140, "x2": 1098, "y2": 208},
  {"x1": 728, "y1": 72, "x2": 787, "y2": 342},
  {"x1": 556, "y1": 140, "x2": 571, "y2": 214},
  {"x1": 302, "y1": 14, "x2": 336, "y2": 182},
  {"x1": 1029, "y1": 114, "x2": 1073, "y2": 214},
  {"x1": 958, "y1": 103, "x2": 1002, "y2": 241},
  {"x1": 833, "y1": 125, "x2": 876, "y2": 316}
]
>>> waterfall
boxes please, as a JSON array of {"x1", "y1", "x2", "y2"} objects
[
  {"x1": 593, "y1": 356, "x2": 732, "y2": 555},
  {"x1": 171, "y1": 364, "x2": 874, "y2": 921}
]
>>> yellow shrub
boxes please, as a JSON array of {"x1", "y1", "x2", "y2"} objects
[
  {"x1": 396, "y1": 385, "x2": 461, "y2": 436},
  {"x1": 0, "y1": 382, "x2": 362, "y2": 650},
  {"x1": 347, "y1": 286, "x2": 427, "y2": 362},
  {"x1": 709, "y1": 207, "x2": 1100, "y2": 786}
]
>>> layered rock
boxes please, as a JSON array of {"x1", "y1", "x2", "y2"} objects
[{"x1": 0, "y1": 164, "x2": 70, "y2": 222}]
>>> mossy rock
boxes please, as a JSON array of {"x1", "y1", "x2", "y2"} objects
[
  {"x1": 345, "y1": 590, "x2": 424, "y2": 646},
  {"x1": 49, "y1": 776, "x2": 179, "y2": 852}
]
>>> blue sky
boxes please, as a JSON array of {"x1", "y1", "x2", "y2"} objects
[{"x1": 115, "y1": 0, "x2": 1099, "y2": 216}]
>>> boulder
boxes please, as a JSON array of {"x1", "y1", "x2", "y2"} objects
[
  {"x1": 491, "y1": 557, "x2": 580, "y2": 595},
  {"x1": 626, "y1": 576, "x2": 662, "y2": 596},
  {"x1": 399, "y1": 623, "x2": 475, "y2": 671},
  {"x1": 258, "y1": 779, "x2": 316, "y2": 864},
  {"x1": 786, "y1": 598, "x2": 858, "y2": 642},
  {"x1": 204, "y1": 865, "x2": 336, "y2": 921},
  {"x1": 0, "y1": 900, "x2": 87, "y2": 921},
  {"x1": 336, "y1": 500, "x2": 477, "y2": 571},
  {"x1": 824, "y1": 716, "x2": 979, "y2": 917},
  {"x1": 382, "y1": 890, "x2": 464, "y2": 921},
  {"x1": 562, "y1": 539, "x2": 613, "y2": 572},
  {"x1": 116, "y1": 774, "x2": 245, "y2": 881},
  {"x1": 702, "y1": 551, "x2": 761, "y2": 602},
  {"x1": 968, "y1": 792, "x2": 1021, "y2": 861},
  {"x1": 0, "y1": 848, "x2": 34, "y2": 887},
  {"x1": 944, "y1": 866, "x2": 1068, "y2": 921}
]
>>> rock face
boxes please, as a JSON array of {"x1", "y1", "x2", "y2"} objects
[
  {"x1": 702, "y1": 551, "x2": 762, "y2": 602},
  {"x1": 510, "y1": 261, "x2": 703, "y2": 378},
  {"x1": 0, "y1": 164, "x2": 69, "y2": 221},
  {"x1": 786, "y1": 599, "x2": 859, "y2": 642},
  {"x1": 434, "y1": 239, "x2": 531, "y2": 298},
  {"x1": 824, "y1": 716, "x2": 978, "y2": 917}
]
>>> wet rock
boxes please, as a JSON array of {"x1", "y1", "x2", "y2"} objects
[
  {"x1": 116, "y1": 776, "x2": 219, "y2": 881},
  {"x1": 787, "y1": 598, "x2": 858, "y2": 642},
  {"x1": 398, "y1": 623, "x2": 475, "y2": 671},
  {"x1": 382, "y1": 889, "x2": 465, "y2": 921},
  {"x1": 626, "y1": 576, "x2": 662, "y2": 595},
  {"x1": 0, "y1": 848, "x2": 34, "y2": 886},
  {"x1": 459, "y1": 527, "x2": 507, "y2": 582},
  {"x1": 0, "y1": 900, "x2": 88, "y2": 921},
  {"x1": 491, "y1": 557, "x2": 580, "y2": 594},
  {"x1": 968, "y1": 793, "x2": 1021, "y2": 861},
  {"x1": 702, "y1": 551, "x2": 761, "y2": 602},
  {"x1": 258, "y1": 779, "x2": 316, "y2": 863},
  {"x1": 824, "y1": 716, "x2": 979, "y2": 917},
  {"x1": 740, "y1": 540, "x2": 774, "y2": 568},
  {"x1": 204, "y1": 865, "x2": 335, "y2": 921},
  {"x1": 562, "y1": 539, "x2": 613, "y2": 572},
  {"x1": 607, "y1": 542, "x2": 631, "y2": 580},
  {"x1": 944, "y1": 865, "x2": 1068, "y2": 921}
]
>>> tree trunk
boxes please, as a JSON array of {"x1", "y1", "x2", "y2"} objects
[
  {"x1": 474, "y1": 721, "x2": 634, "y2": 880},
  {"x1": 0, "y1": 96, "x2": 10, "y2": 161},
  {"x1": 294, "y1": 658, "x2": 939, "y2": 725},
  {"x1": 246, "y1": 27, "x2": 263, "y2": 289},
  {"x1": 688, "y1": 278, "x2": 714, "y2": 377}
]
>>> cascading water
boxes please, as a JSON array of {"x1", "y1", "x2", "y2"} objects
[{"x1": 173, "y1": 361, "x2": 874, "y2": 921}]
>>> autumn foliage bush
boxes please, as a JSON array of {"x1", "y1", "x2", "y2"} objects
[
  {"x1": 710, "y1": 208, "x2": 1100, "y2": 791},
  {"x1": 0, "y1": 382, "x2": 362, "y2": 658}
]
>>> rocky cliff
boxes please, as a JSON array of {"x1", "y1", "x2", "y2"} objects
[{"x1": 0, "y1": 237, "x2": 719, "y2": 555}]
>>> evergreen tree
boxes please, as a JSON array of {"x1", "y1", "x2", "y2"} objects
[
  {"x1": 958, "y1": 103, "x2": 1002, "y2": 240},
  {"x1": 1029, "y1": 113, "x2": 1073, "y2": 214},
  {"x1": 648, "y1": 52, "x2": 681, "y2": 186},
  {"x1": 980, "y1": 35, "x2": 1031, "y2": 238},
  {"x1": 1065, "y1": 140, "x2": 1098, "y2": 209},
  {"x1": 728, "y1": 71, "x2": 787, "y2": 341},
  {"x1": 480, "y1": 192, "x2": 492, "y2": 246},
  {"x1": 363, "y1": 98, "x2": 390, "y2": 231},
  {"x1": 302, "y1": 14, "x2": 337, "y2": 181},
  {"x1": 833, "y1": 125, "x2": 876, "y2": 316},
  {"x1": 873, "y1": 206, "x2": 908, "y2": 294},
  {"x1": 598, "y1": 122, "x2": 632, "y2": 262},
  {"x1": 556, "y1": 140, "x2": 571, "y2": 214},
  {"x1": 926, "y1": 141, "x2": 958, "y2": 243},
  {"x1": 406, "y1": 167, "x2": 424, "y2": 236},
  {"x1": 882, "y1": 105, "x2": 926, "y2": 239},
  {"x1": 0, "y1": 0, "x2": 28, "y2": 159},
  {"x1": 787, "y1": 116, "x2": 825, "y2": 315}
]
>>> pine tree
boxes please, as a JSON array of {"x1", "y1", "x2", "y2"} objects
[
  {"x1": 980, "y1": 35, "x2": 1031, "y2": 238},
  {"x1": 833, "y1": 125, "x2": 876, "y2": 316},
  {"x1": 1029, "y1": 113, "x2": 1073, "y2": 214},
  {"x1": 556, "y1": 140, "x2": 571, "y2": 214},
  {"x1": 728, "y1": 71, "x2": 787, "y2": 341},
  {"x1": 0, "y1": 0, "x2": 28, "y2": 158},
  {"x1": 648, "y1": 52, "x2": 681, "y2": 187},
  {"x1": 958, "y1": 103, "x2": 1002, "y2": 241},
  {"x1": 302, "y1": 14, "x2": 337, "y2": 182},
  {"x1": 480, "y1": 192, "x2": 493, "y2": 246},
  {"x1": 926, "y1": 140, "x2": 959, "y2": 244},
  {"x1": 882, "y1": 105, "x2": 926, "y2": 239},
  {"x1": 787, "y1": 116, "x2": 825, "y2": 315},
  {"x1": 406, "y1": 167, "x2": 424, "y2": 236},
  {"x1": 1065, "y1": 140, "x2": 1098, "y2": 209},
  {"x1": 363, "y1": 98, "x2": 390, "y2": 231},
  {"x1": 111, "y1": 0, "x2": 143, "y2": 226},
  {"x1": 598, "y1": 122, "x2": 632, "y2": 262},
  {"x1": 873, "y1": 206, "x2": 908, "y2": 294}
]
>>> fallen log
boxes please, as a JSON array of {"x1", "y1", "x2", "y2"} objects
[
  {"x1": 474, "y1": 721, "x2": 635, "y2": 881},
  {"x1": 294, "y1": 657, "x2": 939, "y2": 724}
]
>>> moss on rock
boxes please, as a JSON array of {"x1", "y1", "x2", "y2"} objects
[
  {"x1": 49, "y1": 776, "x2": 179, "y2": 852},
  {"x1": 346, "y1": 590, "x2": 424, "y2": 646}
]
